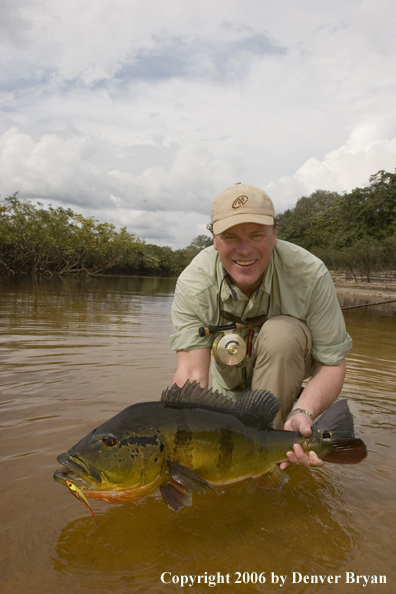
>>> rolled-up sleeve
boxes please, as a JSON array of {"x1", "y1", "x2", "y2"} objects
[
  {"x1": 306, "y1": 268, "x2": 353, "y2": 365},
  {"x1": 169, "y1": 278, "x2": 214, "y2": 352}
]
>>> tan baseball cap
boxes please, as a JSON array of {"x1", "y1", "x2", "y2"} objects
[{"x1": 211, "y1": 183, "x2": 275, "y2": 235}]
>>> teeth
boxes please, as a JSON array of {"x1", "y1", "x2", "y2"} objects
[{"x1": 235, "y1": 261, "x2": 255, "y2": 266}]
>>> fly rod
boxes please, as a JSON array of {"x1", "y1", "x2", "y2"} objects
[
  {"x1": 340, "y1": 298, "x2": 396, "y2": 311},
  {"x1": 198, "y1": 299, "x2": 396, "y2": 337}
]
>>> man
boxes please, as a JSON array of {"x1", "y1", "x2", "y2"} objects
[{"x1": 169, "y1": 183, "x2": 352, "y2": 469}]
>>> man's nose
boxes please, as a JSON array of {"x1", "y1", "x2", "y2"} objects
[{"x1": 236, "y1": 238, "x2": 252, "y2": 254}]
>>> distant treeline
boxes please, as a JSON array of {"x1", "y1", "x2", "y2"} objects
[
  {"x1": 0, "y1": 193, "x2": 212, "y2": 276},
  {"x1": 277, "y1": 169, "x2": 396, "y2": 281},
  {"x1": 1, "y1": 168, "x2": 395, "y2": 278}
]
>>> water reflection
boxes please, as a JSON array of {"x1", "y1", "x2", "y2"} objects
[
  {"x1": 0, "y1": 276, "x2": 177, "y2": 400},
  {"x1": 1, "y1": 277, "x2": 396, "y2": 593},
  {"x1": 53, "y1": 470, "x2": 360, "y2": 593},
  {"x1": 0, "y1": 275, "x2": 176, "y2": 333}
]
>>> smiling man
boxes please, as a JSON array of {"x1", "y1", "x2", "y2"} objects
[{"x1": 169, "y1": 183, "x2": 352, "y2": 468}]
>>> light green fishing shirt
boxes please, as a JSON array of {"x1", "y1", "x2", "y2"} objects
[{"x1": 169, "y1": 240, "x2": 352, "y2": 398}]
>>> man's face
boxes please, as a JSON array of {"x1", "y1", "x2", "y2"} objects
[{"x1": 213, "y1": 223, "x2": 277, "y2": 297}]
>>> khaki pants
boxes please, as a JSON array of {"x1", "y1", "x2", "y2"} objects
[{"x1": 251, "y1": 316, "x2": 314, "y2": 429}]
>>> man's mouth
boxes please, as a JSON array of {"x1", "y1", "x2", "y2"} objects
[{"x1": 234, "y1": 260, "x2": 256, "y2": 267}]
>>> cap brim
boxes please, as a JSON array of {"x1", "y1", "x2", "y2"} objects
[{"x1": 213, "y1": 214, "x2": 274, "y2": 235}]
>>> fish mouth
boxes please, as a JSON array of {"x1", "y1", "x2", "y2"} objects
[{"x1": 53, "y1": 453, "x2": 102, "y2": 489}]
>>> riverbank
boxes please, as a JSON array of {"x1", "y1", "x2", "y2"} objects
[
  {"x1": 331, "y1": 271, "x2": 396, "y2": 299},
  {"x1": 335, "y1": 282, "x2": 396, "y2": 298}
]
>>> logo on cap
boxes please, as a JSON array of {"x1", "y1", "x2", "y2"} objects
[{"x1": 232, "y1": 195, "x2": 249, "y2": 209}]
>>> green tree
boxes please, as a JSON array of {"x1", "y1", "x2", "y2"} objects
[
  {"x1": 277, "y1": 190, "x2": 341, "y2": 251},
  {"x1": 0, "y1": 194, "x2": 144, "y2": 276},
  {"x1": 277, "y1": 169, "x2": 396, "y2": 276},
  {"x1": 177, "y1": 234, "x2": 213, "y2": 269}
]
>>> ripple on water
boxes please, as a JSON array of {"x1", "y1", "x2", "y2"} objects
[
  {"x1": 1, "y1": 280, "x2": 396, "y2": 593},
  {"x1": 48, "y1": 466, "x2": 366, "y2": 590}
]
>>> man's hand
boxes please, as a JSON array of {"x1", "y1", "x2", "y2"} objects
[
  {"x1": 280, "y1": 412, "x2": 325, "y2": 470},
  {"x1": 279, "y1": 359, "x2": 347, "y2": 470}
]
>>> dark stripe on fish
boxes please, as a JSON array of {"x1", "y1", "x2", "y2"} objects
[
  {"x1": 120, "y1": 435, "x2": 160, "y2": 447},
  {"x1": 217, "y1": 428, "x2": 234, "y2": 470},
  {"x1": 173, "y1": 429, "x2": 193, "y2": 466}
]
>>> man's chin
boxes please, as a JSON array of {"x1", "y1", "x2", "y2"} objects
[{"x1": 228, "y1": 270, "x2": 263, "y2": 296}]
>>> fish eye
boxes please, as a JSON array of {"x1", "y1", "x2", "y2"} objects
[
  {"x1": 323, "y1": 431, "x2": 332, "y2": 440},
  {"x1": 102, "y1": 435, "x2": 118, "y2": 447}
]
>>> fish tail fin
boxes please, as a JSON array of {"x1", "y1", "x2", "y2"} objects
[
  {"x1": 320, "y1": 438, "x2": 367, "y2": 464},
  {"x1": 312, "y1": 399, "x2": 367, "y2": 464}
]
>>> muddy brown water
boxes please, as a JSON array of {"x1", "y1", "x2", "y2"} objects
[{"x1": 1, "y1": 276, "x2": 395, "y2": 594}]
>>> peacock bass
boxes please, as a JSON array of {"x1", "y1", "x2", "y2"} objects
[{"x1": 54, "y1": 382, "x2": 367, "y2": 515}]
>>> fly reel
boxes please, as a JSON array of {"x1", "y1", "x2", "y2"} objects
[{"x1": 212, "y1": 332, "x2": 247, "y2": 366}]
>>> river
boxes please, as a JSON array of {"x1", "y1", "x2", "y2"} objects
[{"x1": 1, "y1": 276, "x2": 395, "y2": 593}]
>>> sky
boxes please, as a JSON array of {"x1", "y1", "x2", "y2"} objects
[{"x1": 1, "y1": 0, "x2": 396, "y2": 248}]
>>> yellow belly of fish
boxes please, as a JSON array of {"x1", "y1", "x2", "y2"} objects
[{"x1": 83, "y1": 475, "x2": 165, "y2": 504}]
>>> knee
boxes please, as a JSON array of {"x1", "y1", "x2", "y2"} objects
[{"x1": 254, "y1": 316, "x2": 311, "y2": 362}]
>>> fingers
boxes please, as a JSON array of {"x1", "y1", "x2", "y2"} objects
[
  {"x1": 283, "y1": 414, "x2": 313, "y2": 437},
  {"x1": 298, "y1": 422, "x2": 314, "y2": 438},
  {"x1": 285, "y1": 444, "x2": 325, "y2": 468},
  {"x1": 282, "y1": 415, "x2": 324, "y2": 468}
]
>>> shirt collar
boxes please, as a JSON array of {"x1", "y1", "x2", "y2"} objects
[{"x1": 260, "y1": 255, "x2": 274, "y2": 296}]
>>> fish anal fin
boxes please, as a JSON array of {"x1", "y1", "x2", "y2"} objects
[
  {"x1": 312, "y1": 399, "x2": 354, "y2": 438},
  {"x1": 160, "y1": 480, "x2": 192, "y2": 512},
  {"x1": 253, "y1": 465, "x2": 289, "y2": 491},
  {"x1": 167, "y1": 460, "x2": 214, "y2": 494}
]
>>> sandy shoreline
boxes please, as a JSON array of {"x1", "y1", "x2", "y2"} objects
[{"x1": 334, "y1": 281, "x2": 396, "y2": 299}]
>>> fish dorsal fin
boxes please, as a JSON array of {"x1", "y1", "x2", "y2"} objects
[
  {"x1": 233, "y1": 389, "x2": 280, "y2": 428},
  {"x1": 161, "y1": 381, "x2": 236, "y2": 409},
  {"x1": 161, "y1": 382, "x2": 279, "y2": 428}
]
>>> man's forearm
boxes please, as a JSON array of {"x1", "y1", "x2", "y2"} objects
[
  {"x1": 281, "y1": 358, "x2": 347, "y2": 469},
  {"x1": 283, "y1": 358, "x2": 346, "y2": 438},
  {"x1": 293, "y1": 358, "x2": 346, "y2": 419},
  {"x1": 172, "y1": 348, "x2": 211, "y2": 388}
]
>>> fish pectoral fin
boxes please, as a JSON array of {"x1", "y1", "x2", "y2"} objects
[
  {"x1": 167, "y1": 460, "x2": 214, "y2": 494},
  {"x1": 160, "y1": 480, "x2": 193, "y2": 512},
  {"x1": 253, "y1": 465, "x2": 289, "y2": 491}
]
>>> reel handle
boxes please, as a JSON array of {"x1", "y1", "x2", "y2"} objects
[
  {"x1": 198, "y1": 319, "x2": 266, "y2": 337},
  {"x1": 198, "y1": 323, "x2": 236, "y2": 337}
]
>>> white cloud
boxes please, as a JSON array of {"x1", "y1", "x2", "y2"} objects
[
  {"x1": 0, "y1": 128, "x2": 235, "y2": 245},
  {"x1": 1, "y1": 0, "x2": 396, "y2": 247},
  {"x1": 267, "y1": 123, "x2": 396, "y2": 212}
]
